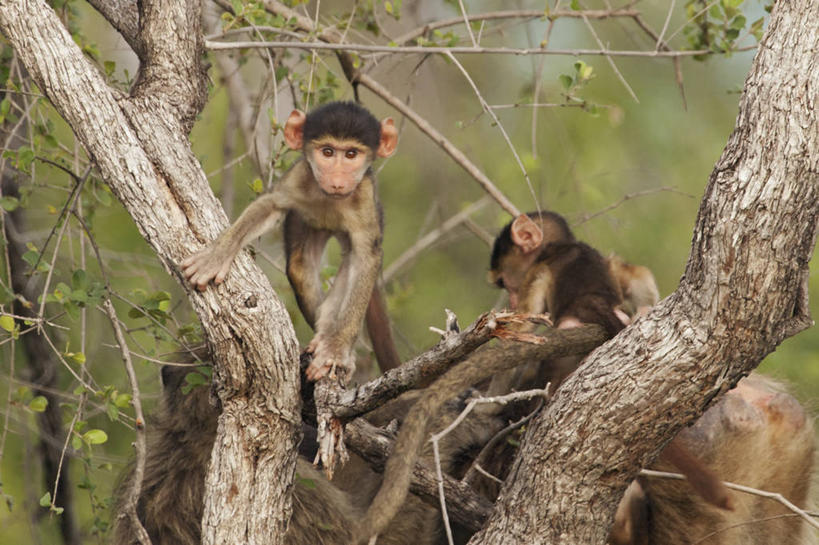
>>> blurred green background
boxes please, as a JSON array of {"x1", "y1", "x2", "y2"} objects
[{"x1": 0, "y1": 0, "x2": 815, "y2": 542}]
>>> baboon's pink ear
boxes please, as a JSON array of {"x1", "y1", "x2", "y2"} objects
[
  {"x1": 283, "y1": 110, "x2": 306, "y2": 150},
  {"x1": 377, "y1": 118, "x2": 398, "y2": 158},
  {"x1": 510, "y1": 215, "x2": 543, "y2": 253}
]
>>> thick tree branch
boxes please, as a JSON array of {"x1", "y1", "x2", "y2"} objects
[
  {"x1": 471, "y1": 1, "x2": 819, "y2": 542},
  {"x1": 0, "y1": 1, "x2": 303, "y2": 544},
  {"x1": 332, "y1": 315, "x2": 608, "y2": 421},
  {"x1": 85, "y1": 0, "x2": 143, "y2": 57},
  {"x1": 103, "y1": 299, "x2": 151, "y2": 545},
  {"x1": 130, "y1": 0, "x2": 209, "y2": 131}
]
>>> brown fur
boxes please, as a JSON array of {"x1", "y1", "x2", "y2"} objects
[
  {"x1": 610, "y1": 374, "x2": 816, "y2": 545},
  {"x1": 483, "y1": 218, "x2": 734, "y2": 522},
  {"x1": 181, "y1": 102, "x2": 400, "y2": 380},
  {"x1": 112, "y1": 366, "x2": 500, "y2": 545},
  {"x1": 607, "y1": 254, "x2": 660, "y2": 317},
  {"x1": 533, "y1": 241, "x2": 626, "y2": 337}
]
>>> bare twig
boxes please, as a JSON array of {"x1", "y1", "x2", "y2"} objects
[
  {"x1": 456, "y1": 0, "x2": 478, "y2": 47},
  {"x1": 383, "y1": 197, "x2": 490, "y2": 282},
  {"x1": 429, "y1": 388, "x2": 550, "y2": 544},
  {"x1": 445, "y1": 52, "x2": 539, "y2": 213},
  {"x1": 392, "y1": 8, "x2": 641, "y2": 46},
  {"x1": 655, "y1": 0, "x2": 676, "y2": 52},
  {"x1": 641, "y1": 469, "x2": 819, "y2": 532},
  {"x1": 205, "y1": 39, "x2": 755, "y2": 58},
  {"x1": 572, "y1": 186, "x2": 693, "y2": 226},
  {"x1": 103, "y1": 298, "x2": 151, "y2": 545},
  {"x1": 579, "y1": 8, "x2": 639, "y2": 103}
]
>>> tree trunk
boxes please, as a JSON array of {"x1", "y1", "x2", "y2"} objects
[
  {"x1": 471, "y1": 1, "x2": 818, "y2": 543},
  {"x1": 0, "y1": 1, "x2": 302, "y2": 543}
]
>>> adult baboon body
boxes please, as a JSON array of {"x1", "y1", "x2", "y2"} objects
[
  {"x1": 112, "y1": 366, "x2": 499, "y2": 545},
  {"x1": 609, "y1": 373, "x2": 816, "y2": 545}
]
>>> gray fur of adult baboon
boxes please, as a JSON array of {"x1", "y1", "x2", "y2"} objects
[{"x1": 112, "y1": 365, "x2": 500, "y2": 545}]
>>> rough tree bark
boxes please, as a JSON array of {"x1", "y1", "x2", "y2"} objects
[
  {"x1": 0, "y1": 1, "x2": 302, "y2": 544},
  {"x1": 471, "y1": 1, "x2": 818, "y2": 543}
]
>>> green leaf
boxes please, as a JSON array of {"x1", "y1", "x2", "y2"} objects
[
  {"x1": 55, "y1": 282, "x2": 71, "y2": 298},
  {"x1": 106, "y1": 402, "x2": 119, "y2": 422},
  {"x1": 64, "y1": 301, "x2": 80, "y2": 321},
  {"x1": 722, "y1": 0, "x2": 743, "y2": 8},
  {"x1": 0, "y1": 315, "x2": 15, "y2": 332},
  {"x1": 384, "y1": 1, "x2": 393, "y2": 14},
  {"x1": 82, "y1": 429, "x2": 108, "y2": 445},
  {"x1": 114, "y1": 393, "x2": 132, "y2": 408},
  {"x1": 570, "y1": 0, "x2": 580, "y2": 9},
  {"x1": 72, "y1": 269, "x2": 89, "y2": 290},
  {"x1": 39, "y1": 492, "x2": 51, "y2": 507},
  {"x1": 29, "y1": 396, "x2": 48, "y2": 413},
  {"x1": 249, "y1": 178, "x2": 264, "y2": 194},
  {"x1": 51, "y1": 506, "x2": 64, "y2": 515},
  {"x1": 730, "y1": 15, "x2": 746, "y2": 30},
  {"x1": 0, "y1": 196, "x2": 19, "y2": 211},
  {"x1": 559, "y1": 74, "x2": 573, "y2": 90},
  {"x1": 22, "y1": 249, "x2": 40, "y2": 268}
]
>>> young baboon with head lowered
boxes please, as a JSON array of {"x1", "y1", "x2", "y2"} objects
[
  {"x1": 355, "y1": 211, "x2": 737, "y2": 543},
  {"x1": 112, "y1": 364, "x2": 503, "y2": 545}
]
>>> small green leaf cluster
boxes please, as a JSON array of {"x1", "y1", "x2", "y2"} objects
[
  {"x1": 683, "y1": 0, "x2": 769, "y2": 59},
  {"x1": 559, "y1": 61, "x2": 601, "y2": 115},
  {"x1": 127, "y1": 289, "x2": 172, "y2": 324},
  {"x1": 41, "y1": 269, "x2": 105, "y2": 321}
]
